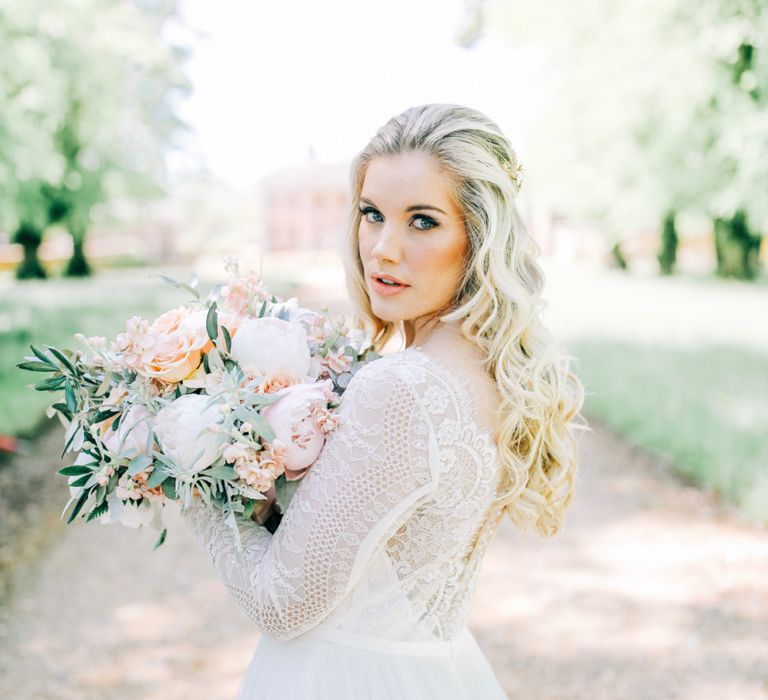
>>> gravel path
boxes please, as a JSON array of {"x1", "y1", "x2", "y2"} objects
[{"x1": 0, "y1": 417, "x2": 765, "y2": 700}]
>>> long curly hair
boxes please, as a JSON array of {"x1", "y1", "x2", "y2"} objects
[{"x1": 339, "y1": 103, "x2": 590, "y2": 537}]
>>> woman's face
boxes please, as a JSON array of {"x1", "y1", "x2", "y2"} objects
[{"x1": 357, "y1": 151, "x2": 468, "y2": 332}]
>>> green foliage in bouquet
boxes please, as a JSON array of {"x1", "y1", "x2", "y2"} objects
[{"x1": 17, "y1": 265, "x2": 380, "y2": 549}]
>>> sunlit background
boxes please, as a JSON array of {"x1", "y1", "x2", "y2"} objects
[{"x1": 1, "y1": 1, "x2": 766, "y2": 698}]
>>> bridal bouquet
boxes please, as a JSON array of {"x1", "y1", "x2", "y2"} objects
[{"x1": 18, "y1": 260, "x2": 377, "y2": 549}]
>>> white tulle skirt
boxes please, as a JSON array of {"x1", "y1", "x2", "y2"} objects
[{"x1": 235, "y1": 626, "x2": 508, "y2": 699}]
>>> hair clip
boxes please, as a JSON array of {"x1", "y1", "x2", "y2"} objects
[{"x1": 501, "y1": 153, "x2": 524, "y2": 192}]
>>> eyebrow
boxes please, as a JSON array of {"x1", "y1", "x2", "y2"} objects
[{"x1": 360, "y1": 196, "x2": 447, "y2": 216}]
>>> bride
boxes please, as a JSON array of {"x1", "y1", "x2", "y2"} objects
[{"x1": 183, "y1": 103, "x2": 587, "y2": 699}]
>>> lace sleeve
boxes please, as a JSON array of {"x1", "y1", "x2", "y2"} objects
[{"x1": 182, "y1": 355, "x2": 441, "y2": 641}]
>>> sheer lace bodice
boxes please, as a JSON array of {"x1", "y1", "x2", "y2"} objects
[{"x1": 183, "y1": 345, "x2": 508, "y2": 651}]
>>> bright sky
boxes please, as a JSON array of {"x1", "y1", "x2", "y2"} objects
[{"x1": 178, "y1": 0, "x2": 542, "y2": 191}]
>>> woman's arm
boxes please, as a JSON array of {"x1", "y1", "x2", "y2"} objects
[{"x1": 182, "y1": 357, "x2": 442, "y2": 641}]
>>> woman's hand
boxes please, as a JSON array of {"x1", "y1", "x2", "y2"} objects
[{"x1": 250, "y1": 484, "x2": 277, "y2": 525}]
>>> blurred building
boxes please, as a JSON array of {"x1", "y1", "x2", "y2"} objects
[{"x1": 260, "y1": 162, "x2": 350, "y2": 251}]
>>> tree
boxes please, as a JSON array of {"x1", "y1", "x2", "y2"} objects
[
  {"x1": 658, "y1": 210, "x2": 678, "y2": 276},
  {"x1": 483, "y1": 0, "x2": 767, "y2": 278},
  {"x1": 0, "y1": 0, "x2": 191, "y2": 278}
]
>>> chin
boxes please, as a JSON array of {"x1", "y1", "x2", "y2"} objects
[{"x1": 369, "y1": 305, "x2": 403, "y2": 323}]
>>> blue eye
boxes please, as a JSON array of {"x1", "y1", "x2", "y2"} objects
[
  {"x1": 358, "y1": 206, "x2": 439, "y2": 231},
  {"x1": 412, "y1": 214, "x2": 438, "y2": 231},
  {"x1": 359, "y1": 206, "x2": 383, "y2": 223}
]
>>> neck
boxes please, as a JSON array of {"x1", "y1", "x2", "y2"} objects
[{"x1": 404, "y1": 317, "x2": 463, "y2": 348}]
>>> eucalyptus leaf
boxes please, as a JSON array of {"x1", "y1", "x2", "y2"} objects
[
  {"x1": 225, "y1": 509, "x2": 242, "y2": 555},
  {"x1": 250, "y1": 414, "x2": 275, "y2": 442},
  {"x1": 146, "y1": 465, "x2": 168, "y2": 488},
  {"x1": 242, "y1": 498, "x2": 256, "y2": 520},
  {"x1": 69, "y1": 473, "x2": 92, "y2": 488},
  {"x1": 153, "y1": 528, "x2": 168, "y2": 549},
  {"x1": 93, "y1": 371, "x2": 112, "y2": 395},
  {"x1": 206, "y1": 302, "x2": 219, "y2": 343},
  {"x1": 246, "y1": 392, "x2": 282, "y2": 408},
  {"x1": 17, "y1": 360, "x2": 59, "y2": 372},
  {"x1": 127, "y1": 455, "x2": 153, "y2": 476},
  {"x1": 203, "y1": 465, "x2": 238, "y2": 481},
  {"x1": 275, "y1": 478, "x2": 301, "y2": 514},
  {"x1": 207, "y1": 347, "x2": 224, "y2": 371},
  {"x1": 162, "y1": 479, "x2": 177, "y2": 500},
  {"x1": 153, "y1": 274, "x2": 200, "y2": 300},
  {"x1": 58, "y1": 464, "x2": 95, "y2": 476},
  {"x1": 35, "y1": 375, "x2": 67, "y2": 391},
  {"x1": 64, "y1": 382, "x2": 77, "y2": 412},
  {"x1": 47, "y1": 346, "x2": 77, "y2": 375},
  {"x1": 51, "y1": 402, "x2": 72, "y2": 419},
  {"x1": 30, "y1": 344, "x2": 54, "y2": 365},
  {"x1": 66, "y1": 488, "x2": 91, "y2": 524},
  {"x1": 92, "y1": 408, "x2": 119, "y2": 424},
  {"x1": 62, "y1": 420, "x2": 83, "y2": 456}
]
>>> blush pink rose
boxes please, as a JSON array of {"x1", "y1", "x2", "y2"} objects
[{"x1": 260, "y1": 380, "x2": 334, "y2": 479}]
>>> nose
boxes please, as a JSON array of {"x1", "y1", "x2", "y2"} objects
[{"x1": 370, "y1": 222, "x2": 403, "y2": 264}]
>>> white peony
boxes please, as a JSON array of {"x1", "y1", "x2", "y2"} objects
[
  {"x1": 101, "y1": 404, "x2": 153, "y2": 457},
  {"x1": 260, "y1": 380, "x2": 333, "y2": 477},
  {"x1": 229, "y1": 317, "x2": 311, "y2": 380},
  {"x1": 153, "y1": 393, "x2": 226, "y2": 477}
]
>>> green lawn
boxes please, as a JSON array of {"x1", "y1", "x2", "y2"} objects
[
  {"x1": 537, "y1": 259, "x2": 768, "y2": 525},
  {"x1": 0, "y1": 266, "x2": 296, "y2": 437},
  {"x1": 570, "y1": 338, "x2": 768, "y2": 524}
]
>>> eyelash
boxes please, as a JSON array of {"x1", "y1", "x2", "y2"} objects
[{"x1": 358, "y1": 206, "x2": 439, "y2": 231}]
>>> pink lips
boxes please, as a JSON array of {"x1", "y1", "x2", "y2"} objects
[{"x1": 370, "y1": 273, "x2": 410, "y2": 297}]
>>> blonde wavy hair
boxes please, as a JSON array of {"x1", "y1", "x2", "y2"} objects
[{"x1": 339, "y1": 103, "x2": 590, "y2": 537}]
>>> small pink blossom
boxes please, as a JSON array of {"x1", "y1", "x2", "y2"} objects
[
  {"x1": 307, "y1": 316, "x2": 329, "y2": 344},
  {"x1": 115, "y1": 473, "x2": 142, "y2": 501},
  {"x1": 219, "y1": 274, "x2": 271, "y2": 317},
  {"x1": 132, "y1": 468, "x2": 165, "y2": 499},
  {"x1": 312, "y1": 405, "x2": 340, "y2": 434},
  {"x1": 324, "y1": 350, "x2": 352, "y2": 374},
  {"x1": 95, "y1": 463, "x2": 115, "y2": 487},
  {"x1": 230, "y1": 440, "x2": 287, "y2": 492},
  {"x1": 223, "y1": 442, "x2": 250, "y2": 464}
]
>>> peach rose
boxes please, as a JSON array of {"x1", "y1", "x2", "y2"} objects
[
  {"x1": 262, "y1": 373, "x2": 299, "y2": 394},
  {"x1": 139, "y1": 307, "x2": 210, "y2": 383}
]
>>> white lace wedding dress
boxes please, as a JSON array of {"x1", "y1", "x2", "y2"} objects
[{"x1": 183, "y1": 344, "x2": 510, "y2": 699}]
